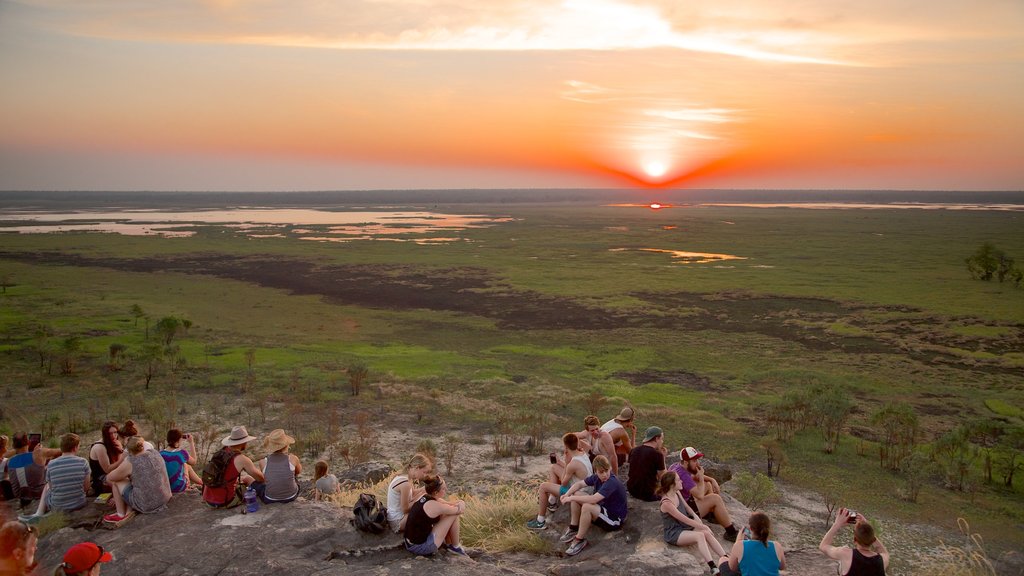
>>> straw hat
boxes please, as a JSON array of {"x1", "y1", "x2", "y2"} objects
[
  {"x1": 263, "y1": 429, "x2": 296, "y2": 453},
  {"x1": 221, "y1": 426, "x2": 257, "y2": 447}
]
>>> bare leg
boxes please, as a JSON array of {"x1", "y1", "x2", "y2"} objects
[
  {"x1": 578, "y1": 503, "x2": 599, "y2": 540},
  {"x1": 111, "y1": 479, "x2": 130, "y2": 516},
  {"x1": 537, "y1": 482, "x2": 560, "y2": 516},
  {"x1": 31, "y1": 485, "x2": 49, "y2": 516},
  {"x1": 548, "y1": 463, "x2": 565, "y2": 484},
  {"x1": 186, "y1": 463, "x2": 202, "y2": 485},
  {"x1": 707, "y1": 477, "x2": 721, "y2": 495},
  {"x1": 676, "y1": 531, "x2": 713, "y2": 562},
  {"x1": 704, "y1": 528, "x2": 726, "y2": 556},
  {"x1": 431, "y1": 514, "x2": 458, "y2": 547},
  {"x1": 570, "y1": 501, "x2": 582, "y2": 525},
  {"x1": 444, "y1": 515, "x2": 462, "y2": 546},
  {"x1": 696, "y1": 494, "x2": 732, "y2": 526}
]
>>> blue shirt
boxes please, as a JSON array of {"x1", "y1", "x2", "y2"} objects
[
  {"x1": 740, "y1": 540, "x2": 781, "y2": 576},
  {"x1": 585, "y1": 473, "x2": 628, "y2": 521}
]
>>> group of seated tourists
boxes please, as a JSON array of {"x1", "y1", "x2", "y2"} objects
[{"x1": 1, "y1": 408, "x2": 890, "y2": 575}]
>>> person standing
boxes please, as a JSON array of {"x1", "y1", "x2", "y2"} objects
[{"x1": 819, "y1": 508, "x2": 889, "y2": 575}]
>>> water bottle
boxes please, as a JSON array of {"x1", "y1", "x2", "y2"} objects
[{"x1": 244, "y1": 486, "x2": 259, "y2": 513}]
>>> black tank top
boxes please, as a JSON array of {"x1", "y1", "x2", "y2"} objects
[
  {"x1": 404, "y1": 495, "x2": 439, "y2": 545},
  {"x1": 846, "y1": 549, "x2": 885, "y2": 576},
  {"x1": 88, "y1": 442, "x2": 115, "y2": 493}
]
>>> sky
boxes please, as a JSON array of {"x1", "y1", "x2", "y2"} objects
[{"x1": 1, "y1": 0, "x2": 1023, "y2": 192}]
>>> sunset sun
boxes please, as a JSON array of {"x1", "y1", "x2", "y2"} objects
[{"x1": 643, "y1": 161, "x2": 668, "y2": 178}]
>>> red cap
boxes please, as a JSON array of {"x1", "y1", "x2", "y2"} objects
[
  {"x1": 62, "y1": 542, "x2": 113, "y2": 573},
  {"x1": 680, "y1": 447, "x2": 704, "y2": 460}
]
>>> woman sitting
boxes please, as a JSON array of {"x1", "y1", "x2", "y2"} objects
[
  {"x1": 88, "y1": 422, "x2": 124, "y2": 496},
  {"x1": 312, "y1": 461, "x2": 340, "y2": 500},
  {"x1": 721, "y1": 511, "x2": 787, "y2": 576},
  {"x1": 386, "y1": 453, "x2": 433, "y2": 532},
  {"x1": 657, "y1": 471, "x2": 728, "y2": 575},
  {"x1": 103, "y1": 436, "x2": 172, "y2": 523},
  {"x1": 252, "y1": 429, "x2": 301, "y2": 504},
  {"x1": 160, "y1": 429, "x2": 202, "y2": 493},
  {"x1": 404, "y1": 474, "x2": 468, "y2": 557},
  {"x1": 118, "y1": 421, "x2": 154, "y2": 451}
]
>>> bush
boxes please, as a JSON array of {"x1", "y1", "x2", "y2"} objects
[
  {"x1": 460, "y1": 484, "x2": 551, "y2": 553},
  {"x1": 731, "y1": 472, "x2": 780, "y2": 510}
]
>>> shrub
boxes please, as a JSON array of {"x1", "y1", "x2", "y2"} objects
[
  {"x1": 460, "y1": 484, "x2": 551, "y2": 554},
  {"x1": 731, "y1": 472, "x2": 780, "y2": 510}
]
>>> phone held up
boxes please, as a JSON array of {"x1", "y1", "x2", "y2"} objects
[
  {"x1": 847, "y1": 510, "x2": 859, "y2": 524},
  {"x1": 743, "y1": 526, "x2": 752, "y2": 539},
  {"x1": 28, "y1": 432, "x2": 42, "y2": 451}
]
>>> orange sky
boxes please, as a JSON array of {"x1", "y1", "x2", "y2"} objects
[{"x1": 1, "y1": 0, "x2": 1022, "y2": 191}]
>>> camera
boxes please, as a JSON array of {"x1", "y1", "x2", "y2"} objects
[
  {"x1": 28, "y1": 433, "x2": 41, "y2": 451},
  {"x1": 183, "y1": 433, "x2": 191, "y2": 439},
  {"x1": 847, "y1": 510, "x2": 858, "y2": 523},
  {"x1": 549, "y1": 452, "x2": 557, "y2": 464}
]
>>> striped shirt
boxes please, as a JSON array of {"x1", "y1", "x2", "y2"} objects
[{"x1": 45, "y1": 454, "x2": 90, "y2": 512}]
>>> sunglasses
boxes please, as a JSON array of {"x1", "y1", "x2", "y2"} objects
[{"x1": 17, "y1": 520, "x2": 38, "y2": 538}]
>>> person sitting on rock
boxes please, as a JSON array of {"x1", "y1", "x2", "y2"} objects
[
  {"x1": 160, "y1": 428, "x2": 202, "y2": 494},
  {"x1": 20, "y1": 433, "x2": 91, "y2": 523},
  {"x1": 54, "y1": 541, "x2": 113, "y2": 576},
  {"x1": 103, "y1": 436, "x2": 172, "y2": 523},
  {"x1": 559, "y1": 455, "x2": 628, "y2": 557},
  {"x1": 601, "y1": 406, "x2": 637, "y2": 469},
  {"x1": 6, "y1": 432, "x2": 59, "y2": 507},
  {"x1": 387, "y1": 453, "x2": 433, "y2": 532},
  {"x1": 626, "y1": 426, "x2": 666, "y2": 502},
  {"x1": 313, "y1": 460, "x2": 340, "y2": 500},
  {"x1": 118, "y1": 421, "x2": 154, "y2": 451},
  {"x1": 202, "y1": 426, "x2": 265, "y2": 509},
  {"x1": 527, "y1": 432, "x2": 593, "y2": 530},
  {"x1": 670, "y1": 447, "x2": 739, "y2": 541},
  {"x1": 0, "y1": 519, "x2": 40, "y2": 576},
  {"x1": 720, "y1": 512, "x2": 786, "y2": 576},
  {"x1": 819, "y1": 508, "x2": 889, "y2": 576},
  {"x1": 1, "y1": 434, "x2": 13, "y2": 501},
  {"x1": 403, "y1": 474, "x2": 469, "y2": 557},
  {"x1": 88, "y1": 421, "x2": 124, "y2": 497},
  {"x1": 251, "y1": 429, "x2": 302, "y2": 504},
  {"x1": 575, "y1": 415, "x2": 619, "y2": 474},
  {"x1": 657, "y1": 470, "x2": 728, "y2": 575}
]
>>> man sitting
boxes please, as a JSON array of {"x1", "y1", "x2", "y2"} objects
[
  {"x1": 527, "y1": 432, "x2": 593, "y2": 530},
  {"x1": 6, "y1": 432, "x2": 58, "y2": 508},
  {"x1": 626, "y1": 426, "x2": 666, "y2": 502},
  {"x1": 559, "y1": 455, "x2": 628, "y2": 556},
  {"x1": 575, "y1": 415, "x2": 619, "y2": 475},
  {"x1": 20, "y1": 433, "x2": 90, "y2": 522},
  {"x1": 202, "y1": 426, "x2": 265, "y2": 509},
  {"x1": 601, "y1": 406, "x2": 637, "y2": 468},
  {"x1": 670, "y1": 446, "x2": 739, "y2": 541}
]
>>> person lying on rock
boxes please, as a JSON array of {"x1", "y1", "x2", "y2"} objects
[
  {"x1": 575, "y1": 415, "x2": 619, "y2": 475},
  {"x1": 819, "y1": 508, "x2": 889, "y2": 576},
  {"x1": 527, "y1": 432, "x2": 593, "y2": 530},
  {"x1": 669, "y1": 447, "x2": 739, "y2": 541},
  {"x1": 54, "y1": 541, "x2": 113, "y2": 576},
  {"x1": 202, "y1": 426, "x2": 265, "y2": 509},
  {"x1": 403, "y1": 474, "x2": 469, "y2": 558},
  {"x1": 559, "y1": 455, "x2": 628, "y2": 557},
  {"x1": 656, "y1": 470, "x2": 727, "y2": 575},
  {"x1": 626, "y1": 426, "x2": 666, "y2": 502},
  {"x1": 387, "y1": 453, "x2": 433, "y2": 532},
  {"x1": 103, "y1": 436, "x2": 171, "y2": 523},
  {"x1": 720, "y1": 512, "x2": 786, "y2": 576},
  {"x1": 250, "y1": 429, "x2": 302, "y2": 504},
  {"x1": 160, "y1": 428, "x2": 202, "y2": 494}
]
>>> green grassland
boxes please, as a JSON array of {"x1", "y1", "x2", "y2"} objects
[{"x1": 1, "y1": 201, "x2": 1022, "y2": 553}]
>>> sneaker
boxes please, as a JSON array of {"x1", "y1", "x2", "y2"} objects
[
  {"x1": 526, "y1": 519, "x2": 547, "y2": 530},
  {"x1": 565, "y1": 537, "x2": 588, "y2": 556},
  {"x1": 17, "y1": 514, "x2": 40, "y2": 525},
  {"x1": 558, "y1": 527, "x2": 578, "y2": 543},
  {"x1": 711, "y1": 567, "x2": 721, "y2": 576},
  {"x1": 447, "y1": 544, "x2": 469, "y2": 557},
  {"x1": 103, "y1": 512, "x2": 127, "y2": 523},
  {"x1": 547, "y1": 501, "x2": 559, "y2": 513}
]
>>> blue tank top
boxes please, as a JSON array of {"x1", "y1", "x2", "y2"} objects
[{"x1": 739, "y1": 539, "x2": 780, "y2": 576}]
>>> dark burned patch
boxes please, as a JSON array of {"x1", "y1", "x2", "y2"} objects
[{"x1": 614, "y1": 369, "x2": 714, "y2": 391}]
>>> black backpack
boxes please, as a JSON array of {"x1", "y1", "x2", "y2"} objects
[
  {"x1": 201, "y1": 448, "x2": 237, "y2": 488},
  {"x1": 351, "y1": 493, "x2": 387, "y2": 534}
]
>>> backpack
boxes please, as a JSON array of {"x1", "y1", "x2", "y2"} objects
[
  {"x1": 201, "y1": 448, "x2": 237, "y2": 488},
  {"x1": 351, "y1": 493, "x2": 387, "y2": 534}
]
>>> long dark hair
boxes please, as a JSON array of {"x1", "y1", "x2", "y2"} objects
[{"x1": 100, "y1": 421, "x2": 123, "y2": 460}]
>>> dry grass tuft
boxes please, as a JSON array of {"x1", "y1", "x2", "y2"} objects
[{"x1": 912, "y1": 518, "x2": 996, "y2": 576}]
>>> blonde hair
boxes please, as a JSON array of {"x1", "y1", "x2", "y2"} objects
[
  {"x1": 405, "y1": 453, "x2": 433, "y2": 474},
  {"x1": 126, "y1": 436, "x2": 146, "y2": 455},
  {"x1": 584, "y1": 415, "x2": 600, "y2": 428}
]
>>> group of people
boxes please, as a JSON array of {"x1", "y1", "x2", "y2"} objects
[
  {"x1": 2, "y1": 409, "x2": 890, "y2": 575},
  {"x1": 523, "y1": 408, "x2": 890, "y2": 576}
]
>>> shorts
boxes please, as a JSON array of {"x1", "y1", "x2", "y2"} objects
[
  {"x1": 664, "y1": 522, "x2": 694, "y2": 544},
  {"x1": 405, "y1": 537, "x2": 439, "y2": 556},
  {"x1": 559, "y1": 485, "x2": 570, "y2": 496},
  {"x1": 121, "y1": 484, "x2": 134, "y2": 505},
  {"x1": 591, "y1": 506, "x2": 623, "y2": 531}
]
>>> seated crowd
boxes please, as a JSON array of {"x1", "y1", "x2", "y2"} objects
[{"x1": 0, "y1": 408, "x2": 890, "y2": 575}]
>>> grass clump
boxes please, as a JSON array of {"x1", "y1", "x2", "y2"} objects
[
  {"x1": 460, "y1": 484, "x2": 551, "y2": 554},
  {"x1": 911, "y1": 519, "x2": 996, "y2": 576}
]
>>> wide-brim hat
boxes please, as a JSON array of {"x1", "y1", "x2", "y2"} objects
[
  {"x1": 681, "y1": 446, "x2": 704, "y2": 460},
  {"x1": 642, "y1": 426, "x2": 663, "y2": 442},
  {"x1": 263, "y1": 428, "x2": 296, "y2": 453},
  {"x1": 63, "y1": 542, "x2": 113, "y2": 573},
  {"x1": 614, "y1": 406, "x2": 635, "y2": 422},
  {"x1": 222, "y1": 425, "x2": 257, "y2": 447}
]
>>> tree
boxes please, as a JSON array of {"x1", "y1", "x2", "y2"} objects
[
  {"x1": 933, "y1": 426, "x2": 978, "y2": 491},
  {"x1": 965, "y1": 242, "x2": 1017, "y2": 283},
  {"x1": 108, "y1": 343, "x2": 128, "y2": 371},
  {"x1": 900, "y1": 450, "x2": 936, "y2": 503},
  {"x1": 30, "y1": 323, "x2": 54, "y2": 372},
  {"x1": 994, "y1": 426, "x2": 1024, "y2": 488},
  {"x1": 811, "y1": 385, "x2": 853, "y2": 454},
  {"x1": 967, "y1": 419, "x2": 1005, "y2": 484},
  {"x1": 59, "y1": 336, "x2": 83, "y2": 375},
  {"x1": 871, "y1": 402, "x2": 920, "y2": 471},
  {"x1": 130, "y1": 304, "x2": 145, "y2": 327},
  {"x1": 138, "y1": 341, "x2": 164, "y2": 390},
  {"x1": 348, "y1": 361, "x2": 368, "y2": 396},
  {"x1": 0, "y1": 274, "x2": 13, "y2": 294},
  {"x1": 155, "y1": 316, "x2": 184, "y2": 346},
  {"x1": 761, "y1": 440, "x2": 787, "y2": 477}
]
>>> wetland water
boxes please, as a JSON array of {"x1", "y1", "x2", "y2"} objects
[{"x1": 0, "y1": 207, "x2": 514, "y2": 242}]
